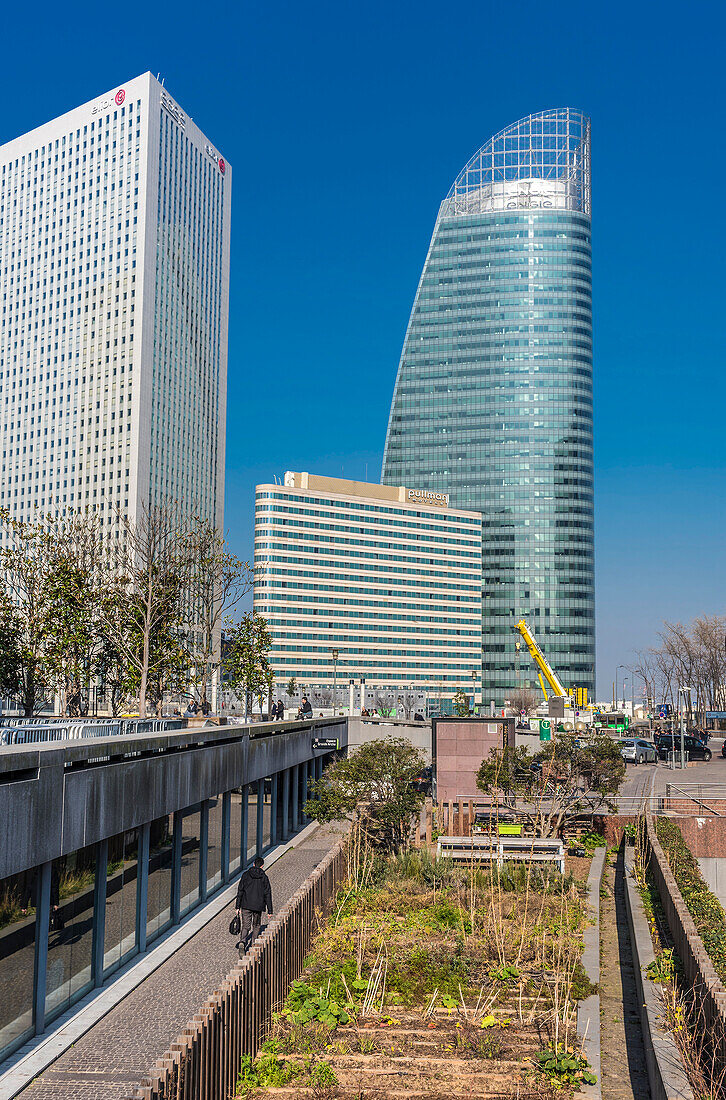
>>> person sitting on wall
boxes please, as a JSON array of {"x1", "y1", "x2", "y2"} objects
[
  {"x1": 414, "y1": 711, "x2": 424, "y2": 721},
  {"x1": 298, "y1": 696, "x2": 313, "y2": 719}
]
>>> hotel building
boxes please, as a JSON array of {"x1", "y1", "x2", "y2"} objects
[
  {"x1": 0, "y1": 72, "x2": 231, "y2": 531},
  {"x1": 254, "y1": 472, "x2": 483, "y2": 710}
]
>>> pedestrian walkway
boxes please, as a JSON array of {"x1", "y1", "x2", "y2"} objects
[{"x1": 14, "y1": 823, "x2": 344, "y2": 1100}]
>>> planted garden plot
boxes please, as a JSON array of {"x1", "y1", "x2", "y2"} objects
[{"x1": 237, "y1": 845, "x2": 596, "y2": 1098}]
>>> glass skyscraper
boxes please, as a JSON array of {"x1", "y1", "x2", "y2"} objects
[{"x1": 382, "y1": 109, "x2": 594, "y2": 703}]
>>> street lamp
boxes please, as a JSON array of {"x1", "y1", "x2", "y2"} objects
[
  {"x1": 330, "y1": 649, "x2": 339, "y2": 716},
  {"x1": 622, "y1": 678, "x2": 628, "y2": 712},
  {"x1": 471, "y1": 671, "x2": 479, "y2": 715},
  {"x1": 678, "y1": 687, "x2": 693, "y2": 769},
  {"x1": 616, "y1": 665, "x2": 626, "y2": 709}
]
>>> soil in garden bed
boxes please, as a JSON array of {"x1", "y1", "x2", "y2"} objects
[{"x1": 238, "y1": 850, "x2": 595, "y2": 1099}]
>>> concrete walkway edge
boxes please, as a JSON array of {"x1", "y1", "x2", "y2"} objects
[
  {"x1": 576, "y1": 846, "x2": 605, "y2": 1100},
  {"x1": 0, "y1": 822, "x2": 322, "y2": 1100},
  {"x1": 623, "y1": 844, "x2": 694, "y2": 1100}
]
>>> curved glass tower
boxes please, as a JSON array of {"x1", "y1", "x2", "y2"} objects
[{"x1": 382, "y1": 109, "x2": 594, "y2": 704}]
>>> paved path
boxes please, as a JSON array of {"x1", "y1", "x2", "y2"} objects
[
  {"x1": 599, "y1": 848, "x2": 651, "y2": 1100},
  {"x1": 17, "y1": 823, "x2": 344, "y2": 1100}
]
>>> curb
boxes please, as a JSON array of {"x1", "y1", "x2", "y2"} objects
[
  {"x1": 623, "y1": 845, "x2": 694, "y2": 1100},
  {"x1": 575, "y1": 846, "x2": 605, "y2": 1100}
]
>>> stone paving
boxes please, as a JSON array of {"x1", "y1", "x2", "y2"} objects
[{"x1": 17, "y1": 822, "x2": 345, "y2": 1100}]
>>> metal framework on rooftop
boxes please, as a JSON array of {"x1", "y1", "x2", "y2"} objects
[{"x1": 442, "y1": 108, "x2": 591, "y2": 218}]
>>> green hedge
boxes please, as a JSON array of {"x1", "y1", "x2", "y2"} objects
[{"x1": 655, "y1": 818, "x2": 726, "y2": 983}]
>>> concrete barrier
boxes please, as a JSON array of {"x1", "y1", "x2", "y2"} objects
[
  {"x1": 623, "y1": 844, "x2": 693, "y2": 1100},
  {"x1": 646, "y1": 813, "x2": 726, "y2": 1082}
]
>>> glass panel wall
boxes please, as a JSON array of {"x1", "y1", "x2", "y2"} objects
[
  {"x1": 229, "y1": 788, "x2": 244, "y2": 876},
  {"x1": 206, "y1": 796, "x2": 223, "y2": 894},
  {"x1": 146, "y1": 815, "x2": 173, "y2": 942},
  {"x1": 179, "y1": 810, "x2": 201, "y2": 917},
  {"x1": 103, "y1": 829, "x2": 140, "y2": 975},
  {"x1": 0, "y1": 869, "x2": 36, "y2": 1057},
  {"x1": 262, "y1": 779, "x2": 272, "y2": 850},
  {"x1": 45, "y1": 844, "x2": 97, "y2": 1022}
]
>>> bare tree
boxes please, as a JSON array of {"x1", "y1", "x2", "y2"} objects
[
  {"x1": 186, "y1": 520, "x2": 252, "y2": 711},
  {"x1": 508, "y1": 687, "x2": 539, "y2": 717},
  {"x1": 101, "y1": 504, "x2": 194, "y2": 719},
  {"x1": 635, "y1": 613, "x2": 726, "y2": 724},
  {"x1": 397, "y1": 692, "x2": 416, "y2": 719}
]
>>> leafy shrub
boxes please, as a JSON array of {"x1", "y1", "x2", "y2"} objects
[
  {"x1": 283, "y1": 981, "x2": 350, "y2": 1027},
  {"x1": 533, "y1": 1044, "x2": 597, "y2": 1088},
  {"x1": 238, "y1": 1047, "x2": 338, "y2": 1093}
]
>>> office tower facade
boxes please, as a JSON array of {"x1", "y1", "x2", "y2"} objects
[
  {"x1": 382, "y1": 109, "x2": 594, "y2": 703},
  {"x1": 0, "y1": 73, "x2": 231, "y2": 531},
  {"x1": 254, "y1": 472, "x2": 483, "y2": 711}
]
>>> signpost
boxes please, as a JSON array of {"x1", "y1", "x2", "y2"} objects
[
  {"x1": 539, "y1": 719, "x2": 552, "y2": 742},
  {"x1": 312, "y1": 737, "x2": 340, "y2": 751}
]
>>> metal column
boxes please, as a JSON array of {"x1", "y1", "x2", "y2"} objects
[
  {"x1": 221, "y1": 791, "x2": 231, "y2": 883},
  {"x1": 291, "y1": 764, "x2": 299, "y2": 832},
  {"x1": 281, "y1": 768, "x2": 290, "y2": 841},
  {"x1": 136, "y1": 822, "x2": 150, "y2": 954},
  {"x1": 199, "y1": 801, "x2": 209, "y2": 902},
  {"x1": 241, "y1": 784, "x2": 249, "y2": 868},
  {"x1": 92, "y1": 838, "x2": 108, "y2": 987},
  {"x1": 32, "y1": 861, "x2": 52, "y2": 1036},
  {"x1": 270, "y1": 774, "x2": 278, "y2": 848},
  {"x1": 171, "y1": 811, "x2": 183, "y2": 925},
  {"x1": 302, "y1": 760, "x2": 309, "y2": 823},
  {"x1": 256, "y1": 779, "x2": 264, "y2": 857}
]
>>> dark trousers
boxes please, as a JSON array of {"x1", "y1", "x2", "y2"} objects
[{"x1": 238, "y1": 908, "x2": 262, "y2": 956}]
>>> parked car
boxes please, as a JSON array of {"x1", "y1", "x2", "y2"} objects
[
  {"x1": 619, "y1": 738, "x2": 658, "y2": 765},
  {"x1": 655, "y1": 734, "x2": 712, "y2": 762},
  {"x1": 410, "y1": 766, "x2": 432, "y2": 795}
]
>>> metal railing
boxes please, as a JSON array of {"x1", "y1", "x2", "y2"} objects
[
  {"x1": 127, "y1": 830, "x2": 349, "y2": 1100},
  {"x1": 0, "y1": 716, "x2": 187, "y2": 746}
]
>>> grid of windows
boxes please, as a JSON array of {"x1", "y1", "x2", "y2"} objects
[
  {"x1": 382, "y1": 111, "x2": 595, "y2": 702},
  {"x1": 150, "y1": 111, "x2": 226, "y2": 522},
  {"x1": 0, "y1": 73, "x2": 230, "y2": 534},
  {"x1": 253, "y1": 481, "x2": 483, "y2": 694},
  {"x1": 0, "y1": 98, "x2": 140, "y2": 524}
]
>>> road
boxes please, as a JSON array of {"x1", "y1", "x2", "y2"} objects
[{"x1": 617, "y1": 735, "x2": 726, "y2": 806}]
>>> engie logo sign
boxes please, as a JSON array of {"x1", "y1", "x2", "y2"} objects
[{"x1": 205, "y1": 144, "x2": 226, "y2": 175}]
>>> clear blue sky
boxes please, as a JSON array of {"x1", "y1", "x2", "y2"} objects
[{"x1": 2, "y1": 0, "x2": 723, "y2": 701}]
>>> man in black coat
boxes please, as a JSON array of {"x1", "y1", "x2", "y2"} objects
[{"x1": 235, "y1": 856, "x2": 273, "y2": 955}]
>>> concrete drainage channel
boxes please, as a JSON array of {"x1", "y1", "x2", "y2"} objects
[
  {"x1": 623, "y1": 845, "x2": 694, "y2": 1100},
  {"x1": 576, "y1": 847, "x2": 605, "y2": 1100}
]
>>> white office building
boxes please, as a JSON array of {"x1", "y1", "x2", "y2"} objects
[
  {"x1": 0, "y1": 72, "x2": 231, "y2": 530},
  {"x1": 254, "y1": 472, "x2": 484, "y2": 712}
]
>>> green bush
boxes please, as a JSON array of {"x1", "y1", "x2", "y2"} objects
[{"x1": 655, "y1": 818, "x2": 726, "y2": 983}]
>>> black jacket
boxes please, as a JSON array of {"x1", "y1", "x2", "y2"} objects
[{"x1": 236, "y1": 866, "x2": 273, "y2": 913}]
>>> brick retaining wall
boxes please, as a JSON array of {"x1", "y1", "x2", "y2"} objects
[{"x1": 645, "y1": 813, "x2": 726, "y2": 1074}]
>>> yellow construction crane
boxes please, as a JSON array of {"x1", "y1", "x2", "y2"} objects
[{"x1": 512, "y1": 620, "x2": 585, "y2": 704}]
